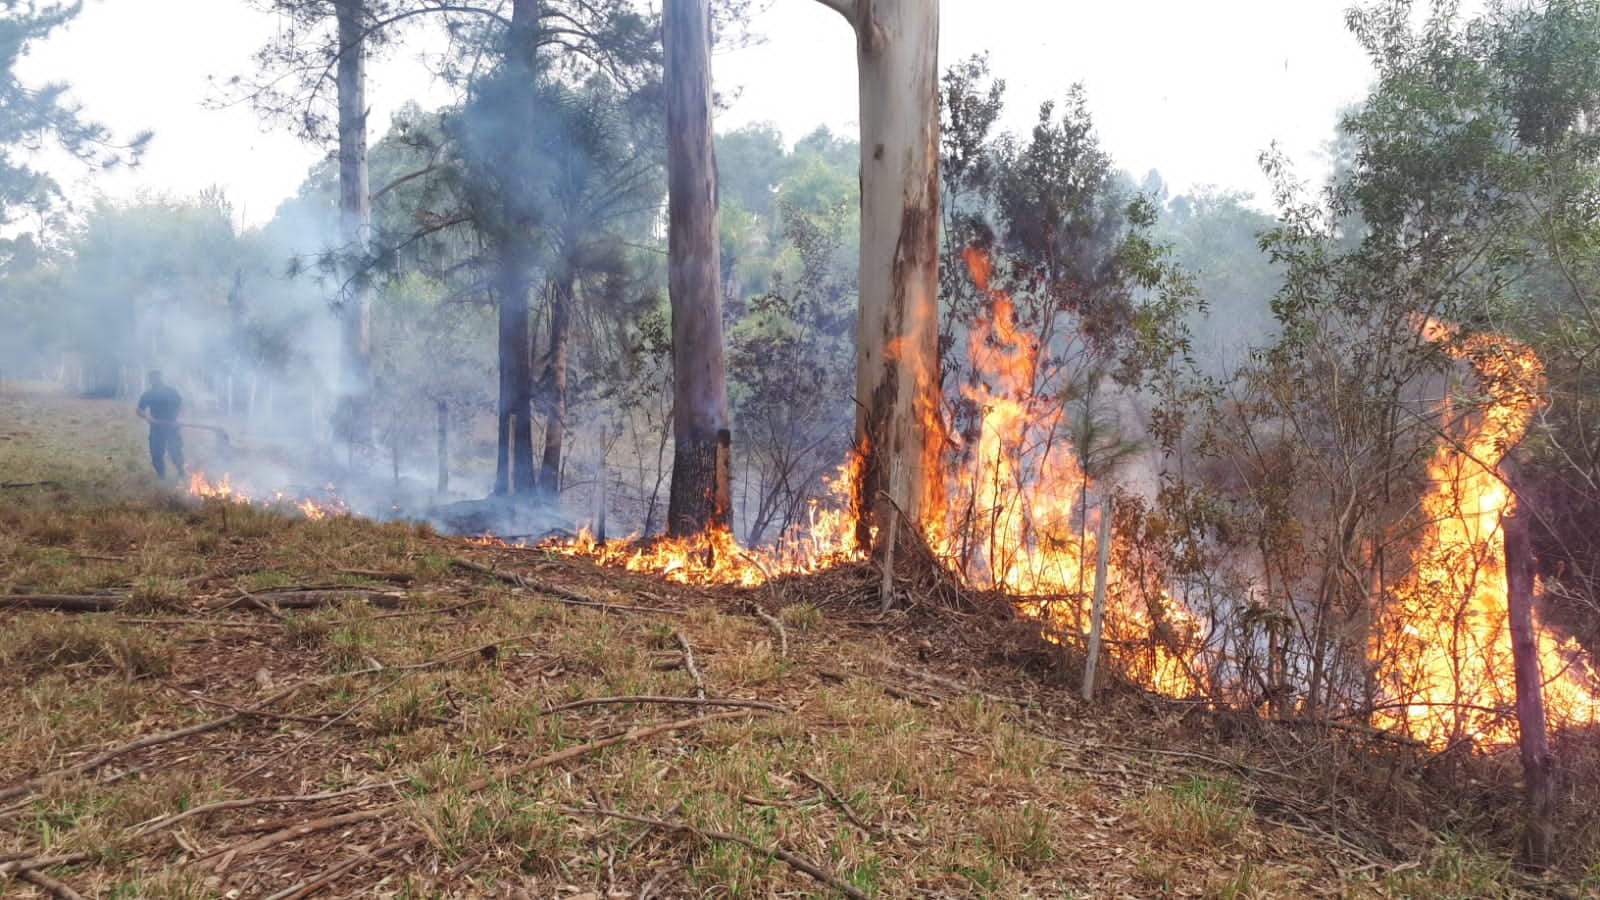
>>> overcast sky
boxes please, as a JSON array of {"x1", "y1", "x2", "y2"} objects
[{"x1": 19, "y1": 0, "x2": 1379, "y2": 229}]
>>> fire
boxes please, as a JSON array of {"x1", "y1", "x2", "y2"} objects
[
  {"x1": 930, "y1": 246, "x2": 1202, "y2": 695},
  {"x1": 185, "y1": 472, "x2": 351, "y2": 521},
  {"x1": 1377, "y1": 320, "x2": 1598, "y2": 745},
  {"x1": 556, "y1": 453, "x2": 867, "y2": 588},
  {"x1": 546, "y1": 254, "x2": 1596, "y2": 743}
]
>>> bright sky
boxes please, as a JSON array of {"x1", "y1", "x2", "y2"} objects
[{"x1": 20, "y1": 0, "x2": 1378, "y2": 230}]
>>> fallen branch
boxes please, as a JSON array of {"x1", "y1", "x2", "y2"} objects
[
  {"x1": 193, "y1": 711, "x2": 766, "y2": 873},
  {"x1": 18, "y1": 868, "x2": 86, "y2": 900},
  {"x1": 751, "y1": 606, "x2": 788, "y2": 658},
  {"x1": 335, "y1": 595, "x2": 490, "y2": 624},
  {"x1": 465, "y1": 709, "x2": 764, "y2": 791},
  {"x1": 337, "y1": 569, "x2": 417, "y2": 584},
  {"x1": 676, "y1": 631, "x2": 706, "y2": 698},
  {"x1": 566, "y1": 804, "x2": 866, "y2": 899},
  {"x1": 872, "y1": 657, "x2": 1026, "y2": 708},
  {"x1": 544, "y1": 695, "x2": 787, "y2": 715},
  {"x1": 226, "y1": 634, "x2": 548, "y2": 787},
  {"x1": 1, "y1": 480, "x2": 60, "y2": 489},
  {"x1": 196, "y1": 808, "x2": 391, "y2": 873},
  {"x1": 0, "y1": 854, "x2": 91, "y2": 876},
  {"x1": 0, "y1": 679, "x2": 306, "y2": 804},
  {"x1": 796, "y1": 769, "x2": 876, "y2": 835},
  {"x1": 448, "y1": 557, "x2": 675, "y2": 614},
  {"x1": 261, "y1": 836, "x2": 421, "y2": 900},
  {"x1": 208, "y1": 589, "x2": 404, "y2": 612},
  {"x1": 0, "y1": 594, "x2": 124, "y2": 612},
  {"x1": 134, "y1": 779, "x2": 409, "y2": 835}
]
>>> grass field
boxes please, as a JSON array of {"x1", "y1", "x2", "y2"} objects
[{"x1": 0, "y1": 385, "x2": 1592, "y2": 897}]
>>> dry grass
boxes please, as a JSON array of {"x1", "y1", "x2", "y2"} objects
[{"x1": 0, "y1": 388, "x2": 1590, "y2": 897}]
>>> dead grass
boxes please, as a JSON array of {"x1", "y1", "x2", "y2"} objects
[{"x1": 0, "y1": 388, "x2": 1591, "y2": 897}]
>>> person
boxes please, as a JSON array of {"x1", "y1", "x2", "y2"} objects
[{"x1": 136, "y1": 370, "x2": 185, "y2": 478}]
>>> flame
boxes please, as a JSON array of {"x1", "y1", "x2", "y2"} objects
[
  {"x1": 545, "y1": 258, "x2": 1597, "y2": 742},
  {"x1": 928, "y1": 246, "x2": 1202, "y2": 695},
  {"x1": 185, "y1": 472, "x2": 351, "y2": 521},
  {"x1": 556, "y1": 453, "x2": 867, "y2": 588},
  {"x1": 1377, "y1": 319, "x2": 1598, "y2": 745}
]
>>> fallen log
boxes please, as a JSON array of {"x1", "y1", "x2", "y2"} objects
[{"x1": 0, "y1": 594, "x2": 125, "y2": 612}]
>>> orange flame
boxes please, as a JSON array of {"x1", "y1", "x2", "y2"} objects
[
  {"x1": 186, "y1": 472, "x2": 351, "y2": 521},
  {"x1": 930, "y1": 246, "x2": 1202, "y2": 695},
  {"x1": 1378, "y1": 319, "x2": 1598, "y2": 745},
  {"x1": 556, "y1": 453, "x2": 867, "y2": 587}
]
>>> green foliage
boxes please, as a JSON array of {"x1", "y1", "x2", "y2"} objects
[{"x1": 0, "y1": 1, "x2": 149, "y2": 222}]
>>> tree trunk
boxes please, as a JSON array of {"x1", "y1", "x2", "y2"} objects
[
  {"x1": 492, "y1": 0, "x2": 541, "y2": 500},
  {"x1": 664, "y1": 0, "x2": 731, "y2": 537},
  {"x1": 540, "y1": 273, "x2": 572, "y2": 498},
  {"x1": 334, "y1": 0, "x2": 373, "y2": 447},
  {"x1": 1504, "y1": 509, "x2": 1555, "y2": 869},
  {"x1": 817, "y1": 0, "x2": 943, "y2": 554},
  {"x1": 436, "y1": 398, "x2": 449, "y2": 494},
  {"x1": 494, "y1": 251, "x2": 537, "y2": 498},
  {"x1": 1082, "y1": 493, "x2": 1114, "y2": 701}
]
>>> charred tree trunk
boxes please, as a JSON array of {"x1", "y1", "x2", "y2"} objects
[
  {"x1": 664, "y1": 0, "x2": 731, "y2": 537},
  {"x1": 1504, "y1": 509, "x2": 1554, "y2": 869},
  {"x1": 334, "y1": 0, "x2": 373, "y2": 447},
  {"x1": 539, "y1": 272, "x2": 573, "y2": 498},
  {"x1": 815, "y1": 0, "x2": 943, "y2": 555}
]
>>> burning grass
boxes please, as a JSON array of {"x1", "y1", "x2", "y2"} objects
[{"x1": 1, "y1": 387, "x2": 1598, "y2": 896}]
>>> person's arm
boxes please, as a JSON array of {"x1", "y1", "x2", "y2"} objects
[{"x1": 136, "y1": 394, "x2": 152, "y2": 423}]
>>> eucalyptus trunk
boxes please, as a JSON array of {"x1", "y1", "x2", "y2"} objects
[
  {"x1": 539, "y1": 272, "x2": 573, "y2": 497},
  {"x1": 664, "y1": 0, "x2": 731, "y2": 536},
  {"x1": 815, "y1": 0, "x2": 943, "y2": 554}
]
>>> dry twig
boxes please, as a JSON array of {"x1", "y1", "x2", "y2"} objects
[
  {"x1": 545, "y1": 695, "x2": 786, "y2": 714},
  {"x1": 260, "y1": 837, "x2": 421, "y2": 900},
  {"x1": 751, "y1": 606, "x2": 788, "y2": 658},
  {"x1": 18, "y1": 868, "x2": 86, "y2": 900},
  {"x1": 0, "y1": 679, "x2": 312, "y2": 804},
  {"x1": 797, "y1": 769, "x2": 876, "y2": 835},
  {"x1": 195, "y1": 809, "x2": 391, "y2": 873},
  {"x1": 0, "y1": 854, "x2": 91, "y2": 876},
  {"x1": 134, "y1": 780, "x2": 409, "y2": 836},
  {"x1": 566, "y1": 804, "x2": 867, "y2": 899},
  {"x1": 448, "y1": 557, "x2": 675, "y2": 613},
  {"x1": 676, "y1": 631, "x2": 706, "y2": 698}
]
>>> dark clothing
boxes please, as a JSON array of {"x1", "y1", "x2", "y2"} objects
[
  {"x1": 137, "y1": 385, "x2": 182, "y2": 423},
  {"x1": 148, "y1": 423, "x2": 185, "y2": 479},
  {"x1": 137, "y1": 385, "x2": 185, "y2": 478}
]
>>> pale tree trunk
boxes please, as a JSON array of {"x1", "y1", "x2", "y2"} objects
[
  {"x1": 539, "y1": 272, "x2": 573, "y2": 498},
  {"x1": 664, "y1": 0, "x2": 731, "y2": 536},
  {"x1": 1082, "y1": 494, "x2": 1114, "y2": 700},
  {"x1": 1504, "y1": 509, "x2": 1554, "y2": 869},
  {"x1": 334, "y1": 0, "x2": 373, "y2": 447},
  {"x1": 814, "y1": 0, "x2": 943, "y2": 554}
]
